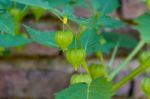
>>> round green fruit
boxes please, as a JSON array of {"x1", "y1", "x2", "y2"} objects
[
  {"x1": 70, "y1": 74, "x2": 92, "y2": 85},
  {"x1": 66, "y1": 48, "x2": 86, "y2": 70},
  {"x1": 141, "y1": 77, "x2": 150, "y2": 96},
  {"x1": 89, "y1": 64, "x2": 107, "y2": 79},
  {"x1": 55, "y1": 31, "x2": 73, "y2": 50}
]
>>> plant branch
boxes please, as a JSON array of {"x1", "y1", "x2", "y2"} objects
[
  {"x1": 109, "y1": 40, "x2": 145, "y2": 80},
  {"x1": 82, "y1": 61, "x2": 91, "y2": 78},
  {"x1": 112, "y1": 56, "x2": 150, "y2": 91}
]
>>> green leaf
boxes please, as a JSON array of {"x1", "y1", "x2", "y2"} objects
[
  {"x1": 12, "y1": 0, "x2": 87, "y2": 8},
  {"x1": 0, "y1": 13, "x2": 15, "y2": 34},
  {"x1": 12, "y1": 0, "x2": 51, "y2": 10},
  {"x1": 91, "y1": 0, "x2": 119, "y2": 14},
  {"x1": 102, "y1": 32, "x2": 138, "y2": 49},
  {"x1": 12, "y1": 0, "x2": 89, "y2": 25},
  {"x1": 55, "y1": 77, "x2": 113, "y2": 99},
  {"x1": 0, "y1": 0, "x2": 12, "y2": 9},
  {"x1": 0, "y1": 33, "x2": 31, "y2": 47},
  {"x1": 86, "y1": 15, "x2": 123, "y2": 28},
  {"x1": 79, "y1": 30, "x2": 137, "y2": 54},
  {"x1": 25, "y1": 26, "x2": 58, "y2": 47},
  {"x1": 134, "y1": 12, "x2": 150, "y2": 43},
  {"x1": 80, "y1": 29, "x2": 114, "y2": 53}
]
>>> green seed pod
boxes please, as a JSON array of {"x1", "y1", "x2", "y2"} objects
[
  {"x1": 55, "y1": 31, "x2": 73, "y2": 50},
  {"x1": 70, "y1": 74, "x2": 92, "y2": 85},
  {"x1": 66, "y1": 48, "x2": 86, "y2": 70},
  {"x1": 141, "y1": 77, "x2": 150, "y2": 97},
  {"x1": 89, "y1": 64, "x2": 107, "y2": 79},
  {"x1": 30, "y1": 6, "x2": 46, "y2": 21}
]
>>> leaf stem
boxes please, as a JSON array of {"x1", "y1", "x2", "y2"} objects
[
  {"x1": 109, "y1": 40, "x2": 145, "y2": 80},
  {"x1": 112, "y1": 57, "x2": 150, "y2": 91},
  {"x1": 108, "y1": 40, "x2": 120, "y2": 67},
  {"x1": 96, "y1": 52, "x2": 109, "y2": 77},
  {"x1": 96, "y1": 52, "x2": 106, "y2": 66},
  {"x1": 65, "y1": 23, "x2": 76, "y2": 35},
  {"x1": 82, "y1": 61, "x2": 91, "y2": 78}
]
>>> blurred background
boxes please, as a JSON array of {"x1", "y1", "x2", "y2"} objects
[{"x1": 0, "y1": 0, "x2": 149, "y2": 99}]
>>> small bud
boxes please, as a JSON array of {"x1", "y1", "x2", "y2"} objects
[{"x1": 63, "y1": 16, "x2": 68, "y2": 24}]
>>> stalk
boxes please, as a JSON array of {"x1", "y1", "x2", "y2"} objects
[
  {"x1": 113, "y1": 57, "x2": 150, "y2": 91},
  {"x1": 109, "y1": 40, "x2": 145, "y2": 79},
  {"x1": 82, "y1": 61, "x2": 91, "y2": 78}
]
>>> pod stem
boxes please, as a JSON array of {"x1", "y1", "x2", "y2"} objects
[
  {"x1": 112, "y1": 57, "x2": 150, "y2": 91},
  {"x1": 82, "y1": 61, "x2": 91, "y2": 78}
]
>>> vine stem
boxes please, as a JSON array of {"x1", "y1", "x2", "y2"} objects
[
  {"x1": 112, "y1": 57, "x2": 150, "y2": 91},
  {"x1": 109, "y1": 40, "x2": 145, "y2": 80},
  {"x1": 82, "y1": 61, "x2": 91, "y2": 78}
]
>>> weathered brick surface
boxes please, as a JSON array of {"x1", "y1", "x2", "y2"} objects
[
  {"x1": 121, "y1": 0, "x2": 147, "y2": 19},
  {"x1": 0, "y1": 70, "x2": 70, "y2": 99},
  {"x1": 0, "y1": 57, "x2": 146, "y2": 98},
  {"x1": 11, "y1": 43, "x2": 59, "y2": 56}
]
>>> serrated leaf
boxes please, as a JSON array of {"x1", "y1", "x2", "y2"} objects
[
  {"x1": 0, "y1": 33, "x2": 31, "y2": 47},
  {"x1": 55, "y1": 77, "x2": 113, "y2": 99},
  {"x1": 25, "y1": 26, "x2": 58, "y2": 47},
  {"x1": 134, "y1": 12, "x2": 150, "y2": 43},
  {"x1": 91, "y1": 0, "x2": 119, "y2": 14},
  {"x1": 0, "y1": 13, "x2": 15, "y2": 34}
]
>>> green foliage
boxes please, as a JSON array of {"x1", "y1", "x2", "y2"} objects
[
  {"x1": 0, "y1": 13, "x2": 15, "y2": 34},
  {"x1": 80, "y1": 29, "x2": 113, "y2": 53},
  {"x1": 55, "y1": 77, "x2": 113, "y2": 99},
  {"x1": 102, "y1": 32, "x2": 138, "y2": 49},
  {"x1": 0, "y1": 0, "x2": 12, "y2": 10},
  {"x1": 80, "y1": 30, "x2": 137, "y2": 53},
  {"x1": 1, "y1": 0, "x2": 149, "y2": 99},
  {"x1": 134, "y1": 12, "x2": 150, "y2": 43},
  {"x1": 25, "y1": 26, "x2": 58, "y2": 47},
  {"x1": 12, "y1": 0, "x2": 122, "y2": 27},
  {"x1": 91, "y1": 0, "x2": 119, "y2": 14},
  {"x1": 0, "y1": 34, "x2": 31, "y2": 47}
]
